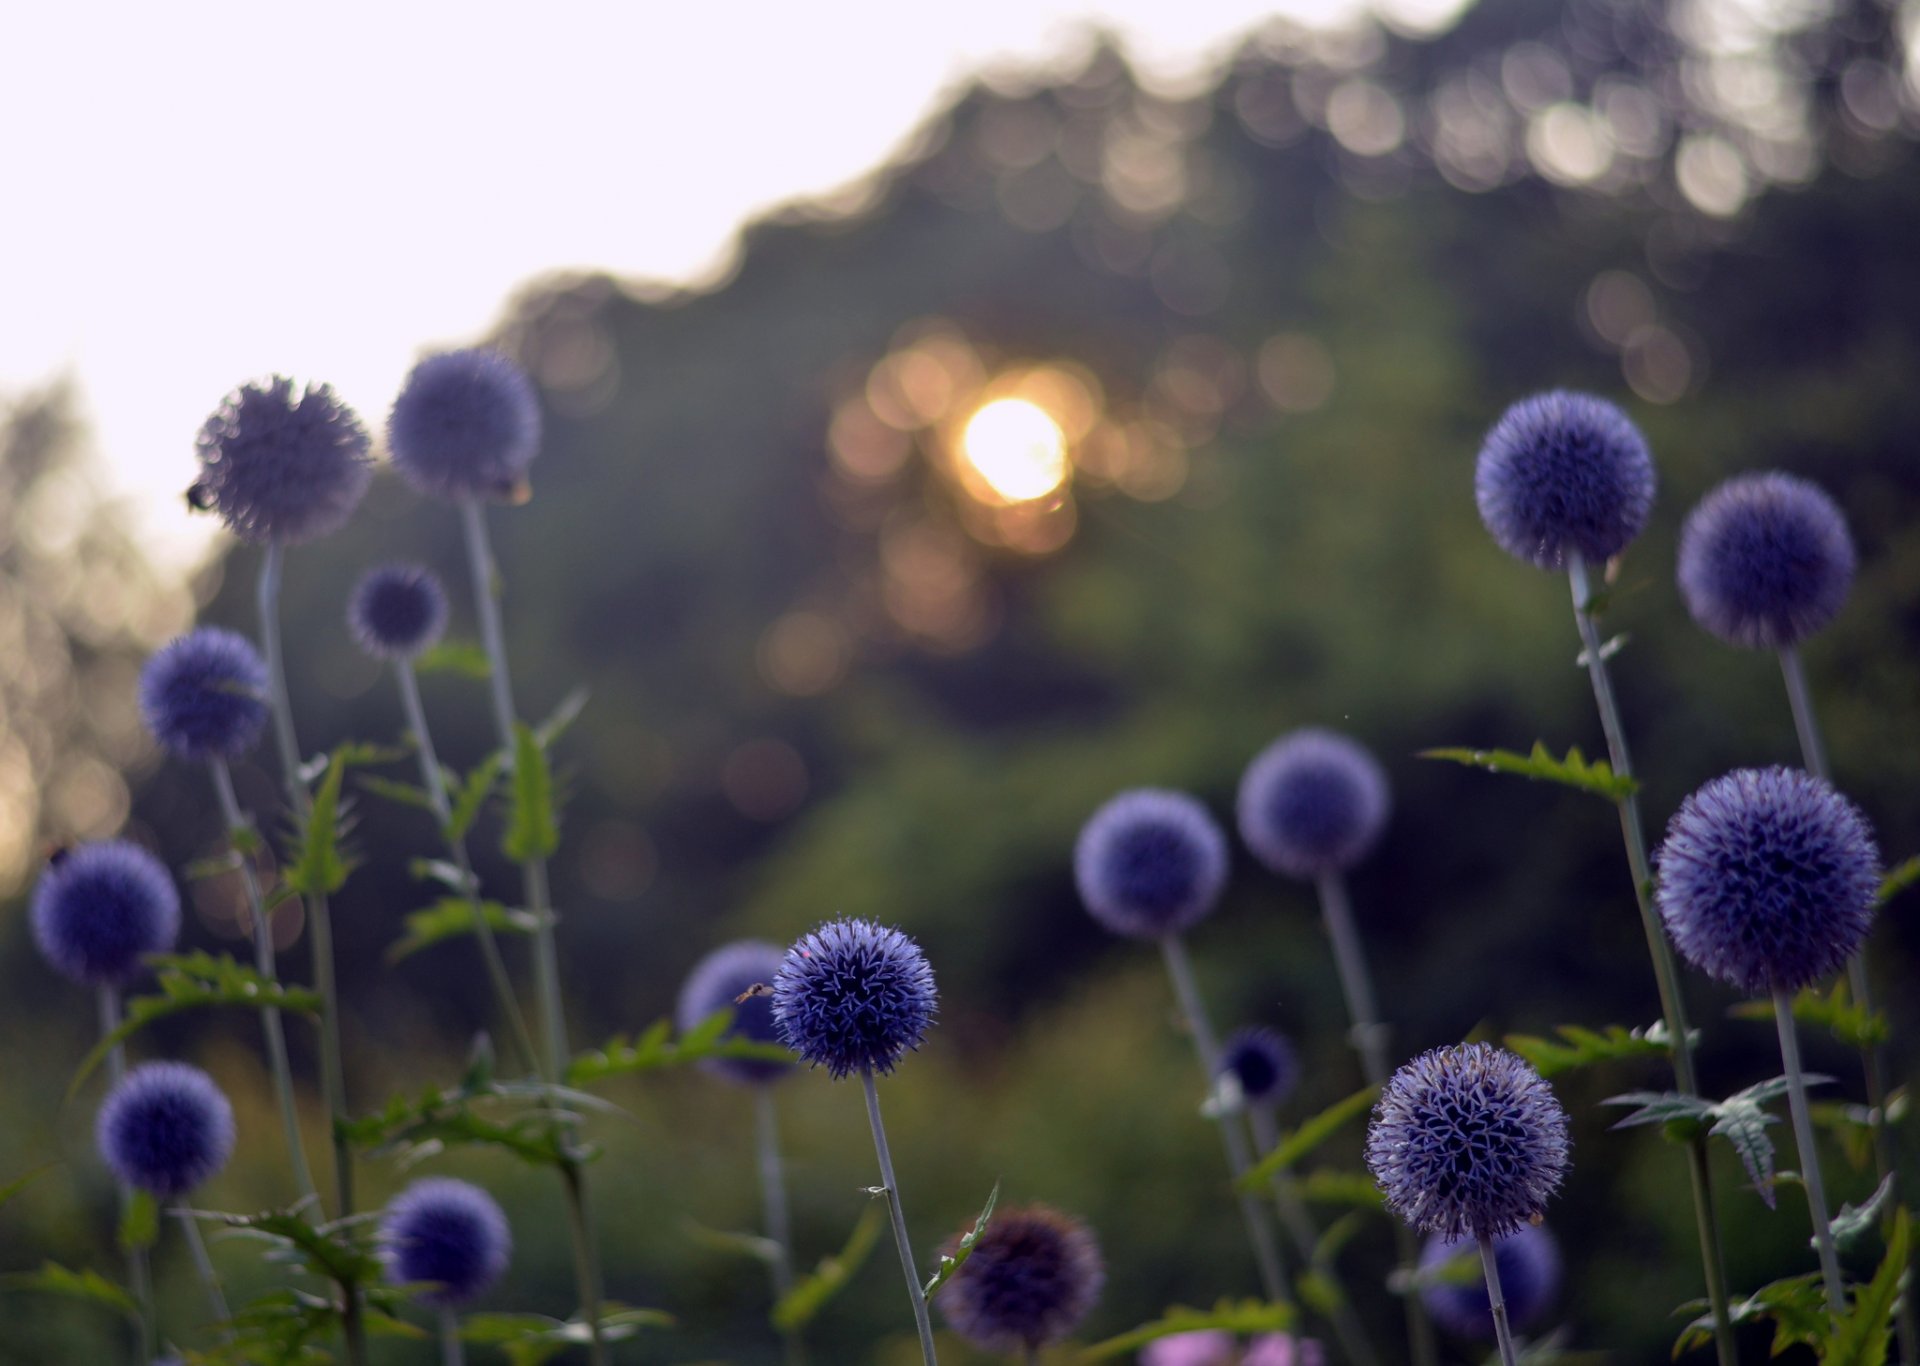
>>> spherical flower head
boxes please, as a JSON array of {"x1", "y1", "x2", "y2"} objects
[
  {"x1": 1236, "y1": 729, "x2": 1389, "y2": 880},
  {"x1": 1366, "y1": 1042, "x2": 1570, "y2": 1240},
  {"x1": 1677, "y1": 472, "x2": 1855, "y2": 650},
  {"x1": 1218, "y1": 1026, "x2": 1300, "y2": 1110},
  {"x1": 1140, "y1": 1332, "x2": 1237, "y2": 1366},
  {"x1": 1655, "y1": 766, "x2": 1879, "y2": 996},
  {"x1": 676, "y1": 940, "x2": 792, "y2": 1086},
  {"x1": 348, "y1": 563, "x2": 449, "y2": 661},
  {"x1": 936, "y1": 1204, "x2": 1104, "y2": 1352},
  {"x1": 386, "y1": 349, "x2": 542, "y2": 501},
  {"x1": 1420, "y1": 1223, "x2": 1562, "y2": 1340},
  {"x1": 191, "y1": 376, "x2": 371, "y2": 544},
  {"x1": 1074, "y1": 789, "x2": 1228, "y2": 940},
  {"x1": 382, "y1": 1177, "x2": 511, "y2": 1306},
  {"x1": 1475, "y1": 391, "x2": 1655, "y2": 570},
  {"x1": 772, "y1": 919, "x2": 936, "y2": 1079},
  {"x1": 31, "y1": 841, "x2": 180, "y2": 988},
  {"x1": 139, "y1": 627, "x2": 270, "y2": 761},
  {"x1": 96, "y1": 1062, "x2": 235, "y2": 1198}
]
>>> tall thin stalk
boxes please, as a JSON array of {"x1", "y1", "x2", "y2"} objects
[
  {"x1": 99, "y1": 987, "x2": 156, "y2": 1364},
  {"x1": 1477, "y1": 1232, "x2": 1520, "y2": 1366},
  {"x1": 756, "y1": 1089, "x2": 806, "y2": 1366},
  {"x1": 1568, "y1": 552, "x2": 1735, "y2": 1366},
  {"x1": 860, "y1": 1068, "x2": 938, "y2": 1366},
  {"x1": 1774, "y1": 987, "x2": 1846, "y2": 1312},
  {"x1": 439, "y1": 1305, "x2": 465, "y2": 1366},
  {"x1": 175, "y1": 1206, "x2": 230, "y2": 1323}
]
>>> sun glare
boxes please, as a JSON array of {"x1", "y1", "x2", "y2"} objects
[{"x1": 960, "y1": 398, "x2": 1069, "y2": 504}]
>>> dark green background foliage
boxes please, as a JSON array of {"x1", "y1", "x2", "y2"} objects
[{"x1": 3, "y1": 0, "x2": 1918, "y2": 1359}]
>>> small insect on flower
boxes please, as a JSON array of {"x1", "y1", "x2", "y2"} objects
[
  {"x1": 386, "y1": 349, "x2": 542, "y2": 502},
  {"x1": 935, "y1": 1204, "x2": 1104, "y2": 1354},
  {"x1": 348, "y1": 563, "x2": 449, "y2": 661},
  {"x1": 1420, "y1": 1223, "x2": 1562, "y2": 1340},
  {"x1": 1656, "y1": 766, "x2": 1880, "y2": 996},
  {"x1": 772, "y1": 919, "x2": 936, "y2": 1079},
  {"x1": 191, "y1": 376, "x2": 372, "y2": 544},
  {"x1": 1475, "y1": 391, "x2": 1655, "y2": 570},
  {"x1": 97, "y1": 1062, "x2": 235, "y2": 1199},
  {"x1": 1677, "y1": 471, "x2": 1855, "y2": 651},
  {"x1": 1073, "y1": 789, "x2": 1228, "y2": 940},
  {"x1": 1366, "y1": 1043, "x2": 1570, "y2": 1241},
  {"x1": 676, "y1": 940, "x2": 792, "y2": 1086},
  {"x1": 1237, "y1": 729, "x2": 1389, "y2": 881},
  {"x1": 31, "y1": 840, "x2": 179, "y2": 988},
  {"x1": 138, "y1": 627, "x2": 271, "y2": 761},
  {"x1": 381, "y1": 1177, "x2": 512, "y2": 1306}
]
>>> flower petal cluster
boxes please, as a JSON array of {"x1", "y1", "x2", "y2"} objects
[
  {"x1": 382, "y1": 1177, "x2": 512, "y2": 1306},
  {"x1": 1419, "y1": 1223, "x2": 1562, "y2": 1339},
  {"x1": 1366, "y1": 1043, "x2": 1569, "y2": 1240},
  {"x1": 1677, "y1": 472, "x2": 1855, "y2": 650},
  {"x1": 191, "y1": 377, "x2": 371, "y2": 544},
  {"x1": 1218, "y1": 1026, "x2": 1300, "y2": 1110},
  {"x1": 349, "y1": 563, "x2": 449, "y2": 661},
  {"x1": 1237, "y1": 729, "x2": 1389, "y2": 880},
  {"x1": 31, "y1": 841, "x2": 179, "y2": 987},
  {"x1": 97, "y1": 1062, "x2": 235, "y2": 1198},
  {"x1": 387, "y1": 349, "x2": 542, "y2": 501},
  {"x1": 935, "y1": 1204, "x2": 1104, "y2": 1352},
  {"x1": 772, "y1": 919, "x2": 936, "y2": 1078},
  {"x1": 1655, "y1": 766, "x2": 1879, "y2": 995},
  {"x1": 676, "y1": 940, "x2": 791, "y2": 1086},
  {"x1": 1073, "y1": 789, "x2": 1228, "y2": 940},
  {"x1": 1475, "y1": 391, "x2": 1655, "y2": 570},
  {"x1": 139, "y1": 628, "x2": 270, "y2": 761}
]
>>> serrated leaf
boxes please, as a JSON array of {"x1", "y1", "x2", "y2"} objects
[
  {"x1": 414, "y1": 640, "x2": 492, "y2": 680},
  {"x1": 1601, "y1": 1090, "x2": 1716, "y2": 1142},
  {"x1": 1238, "y1": 1087, "x2": 1377, "y2": 1192},
  {"x1": 447, "y1": 751, "x2": 505, "y2": 844},
  {"x1": 1709, "y1": 1098, "x2": 1780, "y2": 1207},
  {"x1": 284, "y1": 744, "x2": 363, "y2": 896},
  {"x1": 1506, "y1": 1021, "x2": 1676, "y2": 1078},
  {"x1": 565, "y1": 1014, "x2": 794, "y2": 1088},
  {"x1": 535, "y1": 687, "x2": 590, "y2": 747},
  {"x1": 208, "y1": 1201, "x2": 385, "y2": 1287},
  {"x1": 0, "y1": 1261, "x2": 139, "y2": 1320},
  {"x1": 923, "y1": 1180, "x2": 999, "y2": 1297},
  {"x1": 459, "y1": 1308, "x2": 672, "y2": 1366},
  {"x1": 1674, "y1": 1273, "x2": 1828, "y2": 1359},
  {"x1": 1420, "y1": 741, "x2": 1638, "y2": 802},
  {"x1": 357, "y1": 773, "x2": 436, "y2": 814},
  {"x1": 772, "y1": 1204, "x2": 884, "y2": 1333},
  {"x1": 503, "y1": 723, "x2": 559, "y2": 863},
  {"x1": 1079, "y1": 1299, "x2": 1296, "y2": 1359},
  {"x1": 1878, "y1": 856, "x2": 1920, "y2": 905},
  {"x1": 1830, "y1": 1174, "x2": 1897, "y2": 1252},
  {"x1": 1823, "y1": 1206, "x2": 1908, "y2": 1365},
  {"x1": 118, "y1": 1189, "x2": 158, "y2": 1253},
  {"x1": 1731, "y1": 981, "x2": 1889, "y2": 1049},
  {"x1": 387, "y1": 898, "x2": 541, "y2": 965},
  {"x1": 340, "y1": 1078, "x2": 583, "y2": 1170}
]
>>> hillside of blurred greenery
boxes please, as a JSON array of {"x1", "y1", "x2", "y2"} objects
[{"x1": 4, "y1": 0, "x2": 1920, "y2": 1360}]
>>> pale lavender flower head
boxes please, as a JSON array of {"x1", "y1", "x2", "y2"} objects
[
  {"x1": 935, "y1": 1204, "x2": 1104, "y2": 1353},
  {"x1": 31, "y1": 841, "x2": 180, "y2": 988},
  {"x1": 772, "y1": 919, "x2": 936, "y2": 1079},
  {"x1": 1366, "y1": 1043, "x2": 1570, "y2": 1240},
  {"x1": 97, "y1": 1062, "x2": 235, "y2": 1198},
  {"x1": 1677, "y1": 472, "x2": 1855, "y2": 650},
  {"x1": 139, "y1": 627, "x2": 271, "y2": 761},
  {"x1": 387, "y1": 349, "x2": 542, "y2": 501},
  {"x1": 1655, "y1": 767, "x2": 1879, "y2": 996},
  {"x1": 191, "y1": 377, "x2": 371, "y2": 543},
  {"x1": 676, "y1": 939, "x2": 791, "y2": 1086},
  {"x1": 1074, "y1": 789, "x2": 1228, "y2": 940},
  {"x1": 1420, "y1": 1223, "x2": 1562, "y2": 1339},
  {"x1": 349, "y1": 563, "x2": 448, "y2": 661},
  {"x1": 1218, "y1": 1026, "x2": 1300, "y2": 1110},
  {"x1": 382, "y1": 1177, "x2": 511, "y2": 1306},
  {"x1": 1237, "y1": 729, "x2": 1389, "y2": 880},
  {"x1": 1476, "y1": 391, "x2": 1655, "y2": 569}
]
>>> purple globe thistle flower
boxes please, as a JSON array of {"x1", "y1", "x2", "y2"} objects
[
  {"x1": 138, "y1": 627, "x2": 270, "y2": 761},
  {"x1": 1140, "y1": 1331, "x2": 1237, "y2": 1366},
  {"x1": 381, "y1": 1177, "x2": 511, "y2": 1306},
  {"x1": 1073, "y1": 789, "x2": 1228, "y2": 940},
  {"x1": 31, "y1": 841, "x2": 180, "y2": 988},
  {"x1": 1475, "y1": 391, "x2": 1655, "y2": 570},
  {"x1": 935, "y1": 1204, "x2": 1105, "y2": 1353},
  {"x1": 1677, "y1": 472, "x2": 1855, "y2": 651},
  {"x1": 386, "y1": 349, "x2": 542, "y2": 501},
  {"x1": 1366, "y1": 1043, "x2": 1570, "y2": 1241},
  {"x1": 190, "y1": 377, "x2": 372, "y2": 544},
  {"x1": 96, "y1": 1062, "x2": 235, "y2": 1198},
  {"x1": 1655, "y1": 767, "x2": 1879, "y2": 996},
  {"x1": 348, "y1": 563, "x2": 449, "y2": 661},
  {"x1": 1217, "y1": 1026, "x2": 1300, "y2": 1110},
  {"x1": 1241, "y1": 1336, "x2": 1326, "y2": 1366},
  {"x1": 676, "y1": 939, "x2": 792, "y2": 1086},
  {"x1": 1419, "y1": 1223, "x2": 1562, "y2": 1339},
  {"x1": 1236, "y1": 729, "x2": 1389, "y2": 881},
  {"x1": 772, "y1": 919, "x2": 936, "y2": 1079}
]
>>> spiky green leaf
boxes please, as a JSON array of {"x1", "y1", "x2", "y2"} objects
[
  {"x1": 447, "y1": 751, "x2": 505, "y2": 844},
  {"x1": 387, "y1": 898, "x2": 541, "y2": 965},
  {"x1": 1505, "y1": 1021, "x2": 1677, "y2": 1078},
  {"x1": 1421, "y1": 741, "x2": 1638, "y2": 802},
  {"x1": 0, "y1": 1261, "x2": 139, "y2": 1320},
  {"x1": 923, "y1": 1180, "x2": 1000, "y2": 1298},
  {"x1": 413, "y1": 640, "x2": 493, "y2": 680},
  {"x1": 1238, "y1": 1087, "x2": 1377, "y2": 1192},
  {"x1": 1823, "y1": 1206, "x2": 1909, "y2": 1365},
  {"x1": 502, "y1": 722, "x2": 559, "y2": 863},
  {"x1": 1730, "y1": 981, "x2": 1890, "y2": 1050},
  {"x1": 565, "y1": 1014, "x2": 794, "y2": 1088}
]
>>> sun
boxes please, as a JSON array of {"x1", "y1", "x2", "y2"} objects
[{"x1": 958, "y1": 398, "x2": 1069, "y2": 505}]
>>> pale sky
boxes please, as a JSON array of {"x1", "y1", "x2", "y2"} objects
[{"x1": 1, "y1": 0, "x2": 1451, "y2": 567}]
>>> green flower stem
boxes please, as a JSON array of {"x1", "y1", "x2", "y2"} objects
[
  {"x1": 394, "y1": 658, "x2": 541, "y2": 1074},
  {"x1": 458, "y1": 499, "x2": 607, "y2": 1366},
  {"x1": 440, "y1": 1305, "x2": 465, "y2": 1366},
  {"x1": 1157, "y1": 934, "x2": 1291, "y2": 1306},
  {"x1": 174, "y1": 1206, "x2": 229, "y2": 1323},
  {"x1": 756, "y1": 1088, "x2": 806, "y2": 1366},
  {"x1": 1774, "y1": 986, "x2": 1847, "y2": 1312},
  {"x1": 860, "y1": 1067, "x2": 938, "y2": 1366},
  {"x1": 209, "y1": 756, "x2": 317, "y2": 1203},
  {"x1": 1779, "y1": 646, "x2": 1913, "y2": 1354},
  {"x1": 1476, "y1": 1231, "x2": 1520, "y2": 1366},
  {"x1": 1568, "y1": 552, "x2": 1736, "y2": 1366},
  {"x1": 99, "y1": 987, "x2": 156, "y2": 1364}
]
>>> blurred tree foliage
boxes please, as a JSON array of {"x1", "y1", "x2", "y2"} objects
[{"x1": 5, "y1": 0, "x2": 1920, "y2": 1360}]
